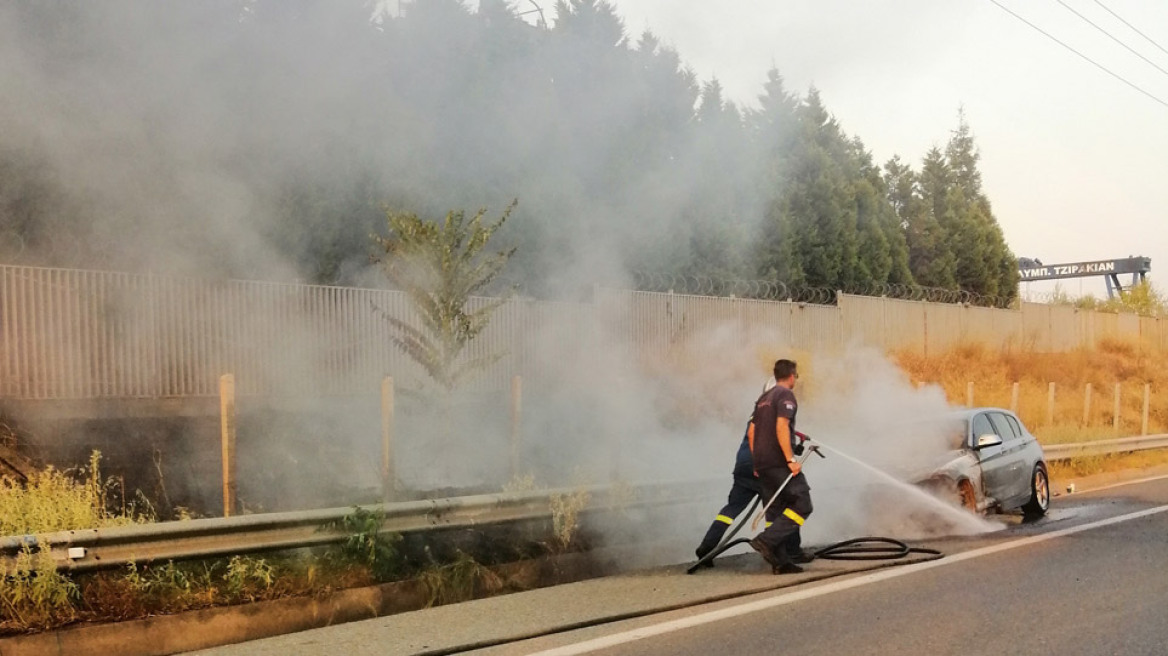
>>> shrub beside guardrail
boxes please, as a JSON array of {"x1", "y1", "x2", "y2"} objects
[{"x1": 0, "y1": 479, "x2": 719, "y2": 573}]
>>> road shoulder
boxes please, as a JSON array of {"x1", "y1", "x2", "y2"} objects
[{"x1": 189, "y1": 549, "x2": 942, "y2": 656}]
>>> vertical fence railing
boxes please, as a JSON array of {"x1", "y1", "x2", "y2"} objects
[{"x1": 1, "y1": 264, "x2": 1165, "y2": 401}]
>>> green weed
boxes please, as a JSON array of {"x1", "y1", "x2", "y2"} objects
[
  {"x1": 0, "y1": 451, "x2": 147, "y2": 535},
  {"x1": 224, "y1": 556, "x2": 275, "y2": 602},
  {"x1": 0, "y1": 544, "x2": 78, "y2": 631},
  {"x1": 322, "y1": 507, "x2": 402, "y2": 581}
]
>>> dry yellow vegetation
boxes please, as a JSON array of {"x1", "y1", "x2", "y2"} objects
[{"x1": 893, "y1": 339, "x2": 1168, "y2": 443}]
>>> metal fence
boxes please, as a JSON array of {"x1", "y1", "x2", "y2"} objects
[{"x1": 2, "y1": 264, "x2": 1165, "y2": 401}]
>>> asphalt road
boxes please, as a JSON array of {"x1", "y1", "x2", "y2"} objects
[{"x1": 482, "y1": 476, "x2": 1168, "y2": 656}]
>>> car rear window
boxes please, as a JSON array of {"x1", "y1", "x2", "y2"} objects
[
  {"x1": 989, "y1": 413, "x2": 1020, "y2": 441},
  {"x1": 1005, "y1": 414, "x2": 1025, "y2": 438}
]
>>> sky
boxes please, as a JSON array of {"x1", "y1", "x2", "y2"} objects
[{"x1": 599, "y1": 0, "x2": 1168, "y2": 300}]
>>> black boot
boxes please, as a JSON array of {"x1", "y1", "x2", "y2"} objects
[
  {"x1": 773, "y1": 562, "x2": 805, "y2": 575},
  {"x1": 694, "y1": 545, "x2": 716, "y2": 567},
  {"x1": 749, "y1": 537, "x2": 784, "y2": 570},
  {"x1": 788, "y1": 549, "x2": 815, "y2": 564}
]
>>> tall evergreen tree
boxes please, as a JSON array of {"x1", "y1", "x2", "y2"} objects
[
  {"x1": 751, "y1": 70, "x2": 802, "y2": 285},
  {"x1": 943, "y1": 111, "x2": 1018, "y2": 302},
  {"x1": 908, "y1": 149, "x2": 960, "y2": 289},
  {"x1": 940, "y1": 186, "x2": 994, "y2": 294},
  {"x1": 860, "y1": 152, "x2": 914, "y2": 286},
  {"x1": 886, "y1": 156, "x2": 952, "y2": 288}
]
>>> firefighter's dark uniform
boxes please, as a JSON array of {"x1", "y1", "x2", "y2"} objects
[
  {"x1": 750, "y1": 384, "x2": 812, "y2": 569},
  {"x1": 695, "y1": 403, "x2": 805, "y2": 562},
  {"x1": 694, "y1": 428, "x2": 760, "y2": 559}
]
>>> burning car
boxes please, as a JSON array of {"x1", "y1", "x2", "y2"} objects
[{"x1": 914, "y1": 408, "x2": 1049, "y2": 517}]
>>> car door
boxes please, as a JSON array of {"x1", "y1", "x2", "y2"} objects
[
  {"x1": 987, "y1": 412, "x2": 1031, "y2": 506},
  {"x1": 971, "y1": 412, "x2": 1010, "y2": 504}
]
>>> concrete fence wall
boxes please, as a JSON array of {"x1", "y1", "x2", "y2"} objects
[{"x1": 1, "y1": 265, "x2": 1164, "y2": 401}]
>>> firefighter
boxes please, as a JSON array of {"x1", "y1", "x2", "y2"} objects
[
  {"x1": 693, "y1": 378, "x2": 773, "y2": 563},
  {"x1": 694, "y1": 377, "x2": 812, "y2": 566},
  {"x1": 749, "y1": 358, "x2": 813, "y2": 574}
]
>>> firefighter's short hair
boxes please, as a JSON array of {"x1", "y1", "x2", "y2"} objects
[{"x1": 773, "y1": 359, "x2": 798, "y2": 382}]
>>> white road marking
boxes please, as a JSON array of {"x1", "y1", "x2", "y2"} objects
[{"x1": 529, "y1": 503, "x2": 1168, "y2": 656}]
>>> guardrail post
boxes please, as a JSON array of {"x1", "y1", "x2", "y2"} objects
[
  {"x1": 1047, "y1": 383, "x2": 1056, "y2": 427},
  {"x1": 966, "y1": 381, "x2": 974, "y2": 407},
  {"x1": 511, "y1": 375, "x2": 522, "y2": 477},
  {"x1": 1113, "y1": 383, "x2": 1121, "y2": 434},
  {"x1": 1010, "y1": 382, "x2": 1020, "y2": 413},
  {"x1": 382, "y1": 377, "x2": 395, "y2": 501},
  {"x1": 1083, "y1": 383, "x2": 1093, "y2": 427},
  {"x1": 1143, "y1": 384, "x2": 1151, "y2": 436},
  {"x1": 219, "y1": 374, "x2": 237, "y2": 517}
]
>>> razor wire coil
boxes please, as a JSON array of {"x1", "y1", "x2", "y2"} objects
[{"x1": 628, "y1": 271, "x2": 1014, "y2": 308}]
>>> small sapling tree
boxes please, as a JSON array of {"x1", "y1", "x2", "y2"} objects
[{"x1": 372, "y1": 201, "x2": 517, "y2": 394}]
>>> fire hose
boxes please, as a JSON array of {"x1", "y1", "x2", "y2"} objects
[{"x1": 687, "y1": 438, "x2": 942, "y2": 575}]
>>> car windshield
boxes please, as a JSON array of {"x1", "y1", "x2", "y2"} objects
[
  {"x1": 951, "y1": 420, "x2": 970, "y2": 449},
  {"x1": 879, "y1": 415, "x2": 968, "y2": 451}
]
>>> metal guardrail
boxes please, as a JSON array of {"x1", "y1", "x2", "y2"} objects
[
  {"x1": 4, "y1": 433, "x2": 1166, "y2": 573},
  {"x1": 0, "y1": 479, "x2": 718, "y2": 573},
  {"x1": 1043, "y1": 434, "x2": 1168, "y2": 460}
]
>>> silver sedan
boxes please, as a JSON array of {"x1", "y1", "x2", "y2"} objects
[{"x1": 916, "y1": 408, "x2": 1050, "y2": 516}]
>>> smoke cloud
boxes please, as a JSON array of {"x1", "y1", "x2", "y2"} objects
[
  {"x1": 0, "y1": 1, "x2": 781, "y2": 289},
  {"x1": 0, "y1": 1, "x2": 1002, "y2": 551}
]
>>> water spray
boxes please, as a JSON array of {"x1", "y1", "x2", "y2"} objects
[{"x1": 810, "y1": 438, "x2": 1002, "y2": 536}]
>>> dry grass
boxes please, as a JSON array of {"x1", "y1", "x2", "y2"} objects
[
  {"x1": 894, "y1": 339, "x2": 1168, "y2": 443},
  {"x1": 549, "y1": 489, "x2": 590, "y2": 550},
  {"x1": 418, "y1": 551, "x2": 503, "y2": 608},
  {"x1": 501, "y1": 473, "x2": 536, "y2": 494}
]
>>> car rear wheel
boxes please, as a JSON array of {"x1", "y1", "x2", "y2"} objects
[{"x1": 1022, "y1": 464, "x2": 1050, "y2": 516}]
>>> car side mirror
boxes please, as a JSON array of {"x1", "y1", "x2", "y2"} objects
[{"x1": 975, "y1": 433, "x2": 1003, "y2": 449}]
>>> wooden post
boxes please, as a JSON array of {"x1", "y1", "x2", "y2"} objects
[
  {"x1": 381, "y1": 377, "x2": 395, "y2": 501},
  {"x1": 1113, "y1": 383, "x2": 1121, "y2": 433},
  {"x1": 219, "y1": 374, "x2": 237, "y2": 518},
  {"x1": 511, "y1": 375, "x2": 523, "y2": 477},
  {"x1": 1047, "y1": 383, "x2": 1056, "y2": 427},
  {"x1": 1010, "y1": 382, "x2": 1020, "y2": 414},
  {"x1": 966, "y1": 381, "x2": 975, "y2": 407},
  {"x1": 1143, "y1": 384, "x2": 1151, "y2": 436},
  {"x1": 1083, "y1": 383, "x2": 1093, "y2": 427}
]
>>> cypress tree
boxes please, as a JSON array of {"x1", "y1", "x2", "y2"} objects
[
  {"x1": 943, "y1": 111, "x2": 1018, "y2": 302},
  {"x1": 887, "y1": 153, "x2": 957, "y2": 289}
]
